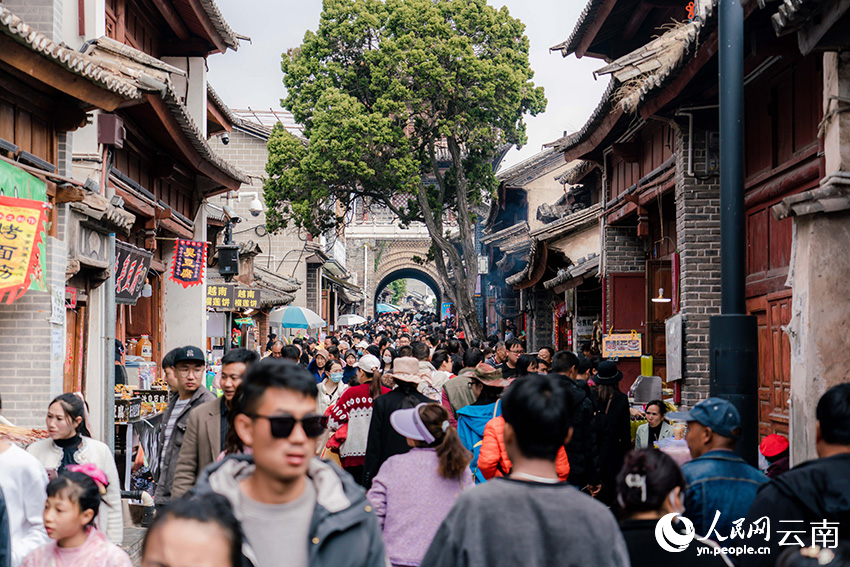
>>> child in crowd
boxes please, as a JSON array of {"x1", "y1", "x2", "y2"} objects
[{"x1": 21, "y1": 466, "x2": 131, "y2": 567}]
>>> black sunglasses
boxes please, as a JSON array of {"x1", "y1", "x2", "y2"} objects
[{"x1": 251, "y1": 413, "x2": 328, "y2": 438}]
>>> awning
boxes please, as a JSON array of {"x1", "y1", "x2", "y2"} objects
[
  {"x1": 323, "y1": 272, "x2": 364, "y2": 303},
  {"x1": 544, "y1": 254, "x2": 600, "y2": 293}
]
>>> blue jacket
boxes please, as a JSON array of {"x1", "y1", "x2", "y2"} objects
[
  {"x1": 457, "y1": 401, "x2": 501, "y2": 483},
  {"x1": 308, "y1": 359, "x2": 329, "y2": 383},
  {"x1": 681, "y1": 449, "x2": 767, "y2": 538}
]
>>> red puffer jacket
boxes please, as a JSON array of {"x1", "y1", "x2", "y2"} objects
[{"x1": 477, "y1": 415, "x2": 570, "y2": 481}]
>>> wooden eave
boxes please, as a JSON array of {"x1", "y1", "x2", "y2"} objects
[
  {"x1": 144, "y1": 92, "x2": 241, "y2": 194},
  {"x1": 207, "y1": 97, "x2": 232, "y2": 134},
  {"x1": 0, "y1": 32, "x2": 129, "y2": 112}
]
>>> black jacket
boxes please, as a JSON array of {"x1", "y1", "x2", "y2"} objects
[
  {"x1": 741, "y1": 454, "x2": 850, "y2": 567},
  {"x1": 362, "y1": 382, "x2": 430, "y2": 488},
  {"x1": 0, "y1": 485, "x2": 9, "y2": 567},
  {"x1": 551, "y1": 374, "x2": 601, "y2": 488},
  {"x1": 598, "y1": 390, "x2": 631, "y2": 505},
  {"x1": 620, "y1": 519, "x2": 733, "y2": 567}
]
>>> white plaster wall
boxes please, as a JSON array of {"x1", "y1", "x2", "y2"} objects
[
  {"x1": 548, "y1": 225, "x2": 600, "y2": 262},
  {"x1": 163, "y1": 207, "x2": 208, "y2": 350},
  {"x1": 524, "y1": 161, "x2": 572, "y2": 232},
  {"x1": 163, "y1": 57, "x2": 208, "y2": 138}
]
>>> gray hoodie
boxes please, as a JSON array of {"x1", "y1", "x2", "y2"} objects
[{"x1": 190, "y1": 455, "x2": 387, "y2": 567}]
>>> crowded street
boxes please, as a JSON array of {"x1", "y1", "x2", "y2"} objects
[{"x1": 1, "y1": 0, "x2": 850, "y2": 566}]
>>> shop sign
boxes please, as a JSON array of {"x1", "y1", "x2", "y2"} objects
[
  {"x1": 115, "y1": 241, "x2": 153, "y2": 305},
  {"x1": 207, "y1": 283, "x2": 234, "y2": 309},
  {"x1": 234, "y1": 287, "x2": 260, "y2": 309},
  {"x1": 170, "y1": 239, "x2": 207, "y2": 288},
  {"x1": 234, "y1": 317, "x2": 254, "y2": 325},
  {"x1": 602, "y1": 331, "x2": 643, "y2": 358},
  {"x1": 0, "y1": 195, "x2": 49, "y2": 304}
]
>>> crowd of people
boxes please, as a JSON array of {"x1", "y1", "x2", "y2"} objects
[{"x1": 1, "y1": 309, "x2": 849, "y2": 567}]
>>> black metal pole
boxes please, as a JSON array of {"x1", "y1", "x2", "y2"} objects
[{"x1": 710, "y1": 0, "x2": 759, "y2": 465}]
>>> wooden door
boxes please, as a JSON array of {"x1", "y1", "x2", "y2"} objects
[
  {"x1": 610, "y1": 272, "x2": 647, "y2": 392},
  {"x1": 748, "y1": 291, "x2": 792, "y2": 437}
]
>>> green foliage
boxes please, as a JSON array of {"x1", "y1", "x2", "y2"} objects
[
  {"x1": 264, "y1": 0, "x2": 546, "y2": 236},
  {"x1": 389, "y1": 279, "x2": 407, "y2": 304}
]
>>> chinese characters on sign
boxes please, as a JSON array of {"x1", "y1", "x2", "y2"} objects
[
  {"x1": 206, "y1": 284, "x2": 261, "y2": 311},
  {"x1": 235, "y1": 287, "x2": 259, "y2": 309},
  {"x1": 115, "y1": 241, "x2": 153, "y2": 305},
  {"x1": 0, "y1": 195, "x2": 49, "y2": 304},
  {"x1": 169, "y1": 239, "x2": 207, "y2": 288},
  {"x1": 207, "y1": 284, "x2": 234, "y2": 309}
]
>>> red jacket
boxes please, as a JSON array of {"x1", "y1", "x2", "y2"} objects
[{"x1": 478, "y1": 416, "x2": 570, "y2": 481}]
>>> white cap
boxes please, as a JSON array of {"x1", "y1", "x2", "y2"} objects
[{"x1": 357, "y1": 354, "x2": 381, "y2": 374}]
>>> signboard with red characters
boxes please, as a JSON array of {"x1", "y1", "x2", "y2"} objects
[
  {"x1": 169, "y1": 239, "x2": 207, "y2": 288},
  {"x1": 115, "y1": 240, "x2": 153, "y2": 305},
  {"x1": 0, "y1": 195, "x2": 49, "y2": 304}
]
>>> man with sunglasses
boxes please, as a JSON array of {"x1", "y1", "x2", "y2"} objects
[
  {"x1": 192, "y1": 358, "x2": 386, "y2": 567},
  {"x1": 155, "y1": 346, "x2": 215, "y2": 509}
]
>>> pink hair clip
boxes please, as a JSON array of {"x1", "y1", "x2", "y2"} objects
[{"x1": 66, "y1": 463, "x2": 109, "y2": 494}]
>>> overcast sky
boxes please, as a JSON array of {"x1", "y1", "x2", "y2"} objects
[{"x1": 207, "y1": 0, "x2": 608, "y2": 170}]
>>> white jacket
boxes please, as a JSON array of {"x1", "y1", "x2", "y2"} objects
[
  {"x1": 634, "y1": 421, "x2": 676, "y2": 450},
  {"x1": 26, "y1": 437, "x2": 124, "y2": 544}
]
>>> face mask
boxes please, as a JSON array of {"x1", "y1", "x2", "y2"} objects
[
  {"x1": 330, "y1": 372, "x2": 344, "y2": 383},
  {"x1": 383, "y1": 355, "x2": 393, "y2": 364}
]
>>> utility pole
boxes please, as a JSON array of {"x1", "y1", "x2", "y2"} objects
[{"x1": 710, "y1": 0, "x2": 759, "y2": 464}]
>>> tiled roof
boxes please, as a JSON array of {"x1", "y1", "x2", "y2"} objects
[
  {"x1": 550, "y1": 0, "x2": 608, "y2": 57},
  {"x1": 556, "y1": 160, "x2": 600, "y2": 185},
  {"x1": 198, "y1": 0, "x2": 241, "y2": 51},
  {"x1": 543, "y1": 253, "x2": 600, "y2": 290},
  {"x1": 531, "y1": 203, "x2": 603, "y2": 242},
  {"x1": 0, "y1": 7, "x2": 142, "y2": 101},
  {"x1": 496, "y1": 148, "x2": 563, "y2": 187},
  {"x1": 546, "y1": 0, "x2": 717, "y2": 155},
  {"x1": 543, "y1": 78, "x2": 617, "y2": 153},
  {"x1": 594, "y1": 0, "x2": 716, "y2": 114},
  {"x1": 207, "y1": 83, "x2": 239, "y2": 127},
  {"x1": 81, "y1": 37, "x2": 249, "y2": 185}
]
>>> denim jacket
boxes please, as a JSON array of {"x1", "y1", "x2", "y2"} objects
[{"x1": 681, "y1": 449, "x2": 767, "y2": 538}]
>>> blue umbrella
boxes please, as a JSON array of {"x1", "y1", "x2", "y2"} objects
[
  {"x1": 269, "y1": 306, "x2": 326, "y2": 329},
  {"x1": 376, "y1": 303, "x2": 400, "y2": 313}
]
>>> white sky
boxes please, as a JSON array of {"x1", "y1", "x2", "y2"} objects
[{"x1": 207, "y1": 0, "x2": 608, "y2": 170}]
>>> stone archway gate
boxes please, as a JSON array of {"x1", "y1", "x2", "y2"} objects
[{"x1": 346, "y1": 236, "x2": 445, "y2": 318}]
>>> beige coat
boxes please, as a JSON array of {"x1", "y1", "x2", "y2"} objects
[{"x1": 171, "y1": 396, "x2": 224, "y2": 499}]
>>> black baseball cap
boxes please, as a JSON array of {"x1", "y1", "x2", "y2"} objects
[{"x1": 174, "y1": 345, "x2": 205, "y2": 365}]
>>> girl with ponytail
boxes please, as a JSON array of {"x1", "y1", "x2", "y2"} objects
[
  {"x1": 27, "y1": 395, "x2": 124, "y2": 545},
  {"x1": 366, "y1": 403, "x2": 473, "y2": 567},
  {"x1": 20, "y1": 467, "x2": 132, "y2": 567},
  {"x1": 616, "y1": 449, "x2": 733, "y2": 566}
]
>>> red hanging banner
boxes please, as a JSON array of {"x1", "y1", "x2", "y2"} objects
[{"x1": 169, "y1": 239, "x2": 207, "y2": 288}]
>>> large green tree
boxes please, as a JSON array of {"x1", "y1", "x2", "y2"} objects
[{"x1": 264, "y1": 0, "x2": 545, "y2": 338}]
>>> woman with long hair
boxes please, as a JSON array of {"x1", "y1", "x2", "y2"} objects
[
  {"x1": 327, "y1": 354, "x2": 390, "y2": 485},
  {"x1": 26, "y1": 394, "x2": 123, "y2": 544},
  {"x1": 515, "y1": 354, "x2": 539, "y2": 378},
  {"x1": 367, "y1": 403, "x2": 472, "y2": 567}
]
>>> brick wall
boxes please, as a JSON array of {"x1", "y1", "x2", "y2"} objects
[
  {"x1": 603, "y1": 225, "x2": 645, "y2": 325},
  {"x1": 675, "y1": 123, "x2": 722, "y2": 406},
  {"x1": 306, "y1": 264, "x2": 319, "y2": 314},
  {"x1": 3, "y1": 0, "x2": 63, "y2": 42},
  {"x1": 0, "y1": 236, "x2": 67, "y2": 428}
]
